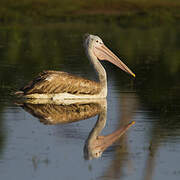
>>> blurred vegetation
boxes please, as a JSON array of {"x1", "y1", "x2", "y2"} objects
[{"x1": 0, "y1": 0, "x2": 180, "y2": 24}]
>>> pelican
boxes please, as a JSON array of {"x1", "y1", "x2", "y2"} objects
[{"x1": 15, "y1": 34, "x2": 135, "y2": 99}]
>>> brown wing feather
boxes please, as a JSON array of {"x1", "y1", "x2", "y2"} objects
[{"x1": 20, "y1": 70, "x2": 101, "y2": 95}]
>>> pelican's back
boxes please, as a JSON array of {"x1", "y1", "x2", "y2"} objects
[{"x1": 16, "y1": 71, "x2": 101, "y2": 96}]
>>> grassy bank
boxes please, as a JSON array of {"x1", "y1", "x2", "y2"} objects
[{"x1": 0, "y1": 0, "x2": 180, "y2": 24}]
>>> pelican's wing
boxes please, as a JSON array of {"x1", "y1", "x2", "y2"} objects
[{"x1": 20, "y1": 71, "x2": 101, "y2": 95}]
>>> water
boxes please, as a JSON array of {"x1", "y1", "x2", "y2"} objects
[{"x1": 0, "y1": 21, "x2": 180, "y2": 180}]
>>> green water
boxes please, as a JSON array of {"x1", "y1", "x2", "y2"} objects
[{"x1": 0, "y1": 21, "x2": 180, "y2": 180}]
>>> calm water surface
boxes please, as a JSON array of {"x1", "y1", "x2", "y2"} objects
[{"x1": 0, "y1": 22, "x2": 180, "y2": 180}]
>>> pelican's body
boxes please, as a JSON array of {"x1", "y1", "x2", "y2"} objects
[
  {"x1": 16, "y1": 34, "x2": 135, "y2": 99},
  {"x1": 17, "y1": 70, "x2": 103, "y2": 99}
]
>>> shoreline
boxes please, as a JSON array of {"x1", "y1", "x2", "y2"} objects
[{"x1": 0, "y1": 0, "x2": 180, "y2": 25}]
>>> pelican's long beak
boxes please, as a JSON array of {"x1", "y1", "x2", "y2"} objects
[{"x1": 93, "y1": 44, "x2": 135, "y2": 77}]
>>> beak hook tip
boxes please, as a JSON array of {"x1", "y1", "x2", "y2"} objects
[{"x1": 132, "y1": 73, "x2": 136, "y2": 78}]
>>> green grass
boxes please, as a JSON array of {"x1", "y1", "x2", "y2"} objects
[{"x1": 0, "y1": 0, "x2": 180, "y2": 24}]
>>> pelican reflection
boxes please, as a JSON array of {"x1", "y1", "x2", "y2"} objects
[{"x1": 16, "y1": 99, "x2": 135, "y2": 159}]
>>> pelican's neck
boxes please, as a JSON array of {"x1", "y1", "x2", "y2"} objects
[{"x1": 86, "y1": 48, "x2": 107, "y2": 97}]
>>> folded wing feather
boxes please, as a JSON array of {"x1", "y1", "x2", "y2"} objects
[{"x1": 20, "y1": 71, "x2": 101, "y2": 95}]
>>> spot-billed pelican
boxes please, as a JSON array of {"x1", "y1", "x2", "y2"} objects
[{"x1": 15, "y1": 34, "x2": 135, "y2": 99}]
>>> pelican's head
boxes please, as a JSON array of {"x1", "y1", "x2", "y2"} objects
[
  {"x1": 84, "y1": 34, "x2": 135, "y2": 78},
  {"x1": 84, "y1": 34, "x2": 103, "y2": 49}
]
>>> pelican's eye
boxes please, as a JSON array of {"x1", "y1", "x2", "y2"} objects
[{"x1": 96, "y1": 40, "x2": 98, "y2": 43}]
